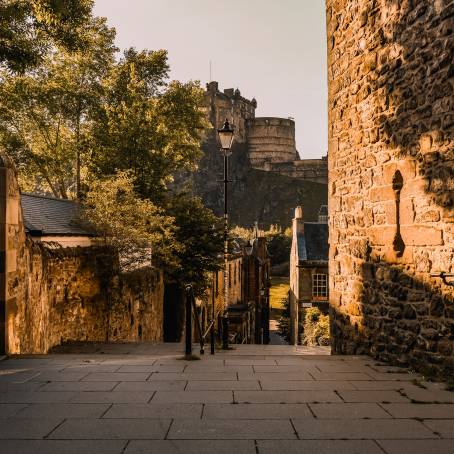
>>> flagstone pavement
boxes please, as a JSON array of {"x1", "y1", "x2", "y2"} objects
[{"x1": 1, "y1": 343, "x2": 453, "y2": 453}]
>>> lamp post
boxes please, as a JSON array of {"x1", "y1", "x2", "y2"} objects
[{"x1": 217, "y1": 119, "x2": 234, "y2": 350}]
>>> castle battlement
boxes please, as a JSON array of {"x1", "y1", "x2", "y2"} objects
[{"x1": 204, "y1": 82, "x2": 327, "y2": 185}]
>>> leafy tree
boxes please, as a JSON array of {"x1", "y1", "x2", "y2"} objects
[
  {"x1": 83, "y1": 171, "x2": 179, "y2": 269},
  {"x1": 0, "y1": 0, "x2": 93, "y2": 72},
  {"x1": 89, "y1": 49, "x2": 208, "y2": 202},
  {"x1": 164, "y1": 192, "x2": 223, "y2": 295},
  {"x1": 265, "y1": 226, "x2": 291, "y2": 265},
  {"x1": 0, "y1": 17, "x2": 116, "y2": 198}
]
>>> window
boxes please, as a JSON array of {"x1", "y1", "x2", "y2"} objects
[{"x1": 312, "y1": 274, "x2": 328, "y2": 300}]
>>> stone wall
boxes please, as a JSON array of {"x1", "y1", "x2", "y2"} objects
[
  {"x1": 327, "y1": 0, "x2": 454, "y2": 377},
  {"x1": 0, "y1": 156, "x2": 164, "y2": 354},
  {"x1": 264, "y1": 160, "x2": 328, "y2": 185}
]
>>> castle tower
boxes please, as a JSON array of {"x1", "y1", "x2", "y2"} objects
[{"x1": 205, "y1": 81, "x2": 256, "y2": 144}]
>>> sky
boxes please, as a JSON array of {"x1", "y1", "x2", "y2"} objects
[{"x1": 93, "y1": 0, "x2": 328, "y2": 159}]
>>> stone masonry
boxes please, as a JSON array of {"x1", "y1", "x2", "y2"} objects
[
  {"x1": 0, "y1": 154, "x2": 164, "y2": 354},
  {"x1": 204, "y1": 81, "x2": 328, "y2": 185},
  {"x1": 327, "y1": 0, "x2": 454, "y2": 377}
]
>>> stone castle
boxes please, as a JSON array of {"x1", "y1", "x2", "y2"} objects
[{"x1": 204, "y1": 81, "x2": 327, "y2": 185}]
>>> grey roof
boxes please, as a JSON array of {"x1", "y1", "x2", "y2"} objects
[
  {"x1": 297, "y1": 222, "x2": 328, "y2": 263},
  {"x1": 21, "y1": 193, "x2": 93, "y2": 236}
]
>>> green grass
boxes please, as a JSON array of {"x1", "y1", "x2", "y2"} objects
[{"x1": 269, "y1": 276, "x2": 289, "y2": 309}]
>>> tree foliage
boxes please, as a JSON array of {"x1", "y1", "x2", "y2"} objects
[
  {"x1": 89, "y1": 48, "x2": 208, "y2": 202},
  {"x1": 0, "y1": 17, "x2": 116, "y2": 198},
  {"x1": 164, "y1": 192, "x2": 223, "y2": 295},
  {"x1": 0, "y1": 1, "x2": 223, "y2": 294},
  {"x1": 0, "y1": 0, "x2": 94, "y2": 72},
  {"x1": 83, "y1": 171, "x2": 179, "y2": 269}
]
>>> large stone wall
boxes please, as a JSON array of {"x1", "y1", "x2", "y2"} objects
[
  {"x1": 0, "y1": 156, "x2": 164, "y2": 354},
  {"x1": 327, "y1": 0, "x2": 454, "y2": 377}
]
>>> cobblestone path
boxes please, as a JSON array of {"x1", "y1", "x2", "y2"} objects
[{"x1": 1, "y1": 343, "x2": 453, "y2": 453}]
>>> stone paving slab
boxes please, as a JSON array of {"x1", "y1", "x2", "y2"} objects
[
  {"x1": 186, "y1": 380, "x2": 261, "y2": 390},
  {"x1": 152, "y1": 390, "x2": 233, "y2": 403},
  {"x1": 30, "y1": 371, "x2": 90, "y2": 382},
  {"x1": 349, "y1": 380, "x2": 415, "y2": 390},
  {"x1": 124, "y1": 440, "x2": 256, "y2": 453},
  {"x1": 0, "y1": 391, "x2": 76, "y2": 403},
  {"x1": 309, "y1": 371, "x2": 376, "y2": 381},
  {"x1": 423, "y1": 420, "x2": 454, "y2": 438},
  {"x1": 257, "y1": 440, "x2": 385, "y2": 454},
  {"x1": 378, "y1": 439, "x2": 454, "y2": 454},
  {"x1": 39, "y1": 381, "x2": 119, "y2": 392},
  {"x1": 168, "y1": 419, "x2": 296, "y2": 439},
  {"x1": 224, "y1": 359, "x2": 278, "y2": 365},
  {"x1": 234, "y1": 390, "x2": 341, "y2": 403},
  {"x1": 64, "y1": 365, "x2": 123, "y2": 373},
  {"x1": 103, "y1": 403, "x2": 203, "y2": 419},
  {"x1": 13, "y1": 403, "x2": 110, "y2": 418},
  {"x1": 309, "y1": 403, "x2": 392, "y2": 419},
  {"x1": 365, "y1": 372, "x2": 418, "y2": 381},
  {"x1": 48, "y1": 418, "x2": 172, "y2": 439},
  {"x1": 114, "y1": 380, "x2": 186, "y2": 391},
  {"x1": 0, "y1": 440, "x2": 127, "y2": 454},
  {"x1": 0, "y1": 382, "x2": 44, "y2": 392},
  {"x1": 0, "y1": 403, "x2": 28, "y2": 417},
  {"x1": 69, "y1": 391, "x2": 154, "y2": 403},
  {"x1": 381, "y1": 403, "x2": 454, "y2": 418},
  {"x1": 203, "y1": 403, "x2": 313, "y2": 419},
  {"x1": 0, "y1": 417, "x2": 63, "y2": 439},
  {"x1": 338, "y1": 390, "x2": 409, "y2": 403},
  {"x1": 260, "y1": 380, "x2": 356, "y2": 390},
  {"x1": 82, "y1": 372, "x2": 151, "y2": 381},
  {"x1": 292, "y1": 418, "x2": 436, "y2": 439},
  {"x1": 251, "y1": 365, "x2": 315, "y2": 373},
  {"x1": 239, "y1": 372, "x2": 315, "y2": 381},
  {"x1": 402, "y1": 387, "x2": 454, "y2": 403},
  {"x1": 149, "y1": 372, "x2": 238, "y2": 381},
  {"x1": 116, "y1": 365, "x2": 185, "y2": 373}
]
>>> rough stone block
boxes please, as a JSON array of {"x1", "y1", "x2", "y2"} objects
[
  {"x1": 370, "y1": 185, "x2": 395, "y2": 203},
  {"x1": 401, "y1": 226, "x2": 443, "y2": 246}
]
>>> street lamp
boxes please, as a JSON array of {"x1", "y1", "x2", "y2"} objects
[
  {"x1": 244, "y1": 239, "x2": 254, "y2": 256},
  {"x1": 217, "y1": 119, "x2": 234, "y2": 349}
]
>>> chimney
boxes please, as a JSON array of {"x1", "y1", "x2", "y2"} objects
[{"x1": 293, "y1": 206, "x2": 304, "y2": 235}]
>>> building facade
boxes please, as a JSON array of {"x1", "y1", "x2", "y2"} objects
[
  {"x1": 289, "y1": 206, "x2": 329, "y2": 345},
  {"x1": 197, "y1": 236, "x2": 271, "y2": 345}
]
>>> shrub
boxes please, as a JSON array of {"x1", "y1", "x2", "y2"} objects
[{"x1": 303, "y1": 307, "x2": 330, "y2": 346}]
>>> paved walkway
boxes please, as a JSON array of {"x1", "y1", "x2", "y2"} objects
[
  {"x1": 1, "y1": 343, "x2": 454, "y2": 453},
  {"x1": 269, "y1": 319, "x2": 287, "y2": 345}
]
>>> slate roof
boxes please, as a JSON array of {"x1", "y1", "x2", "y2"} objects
[
  {"x1": 297, "y1": 222, "x2": 328, "y2": 263},
  {"x1": 21, "y1": 193, "x2": 93, "y2": 236}
]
